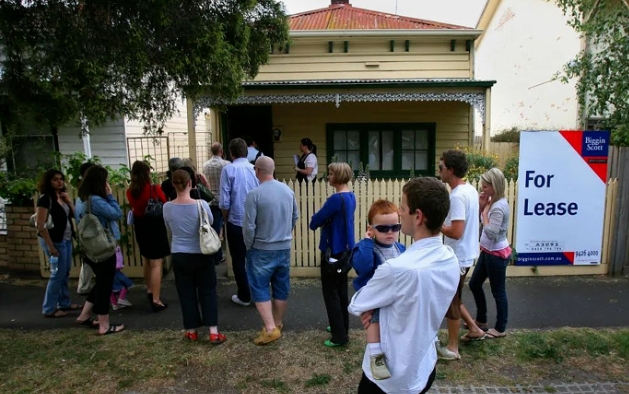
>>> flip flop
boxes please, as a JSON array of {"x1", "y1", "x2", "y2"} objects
[
  {"x1": 59, "y1": 304, "x2": 83, "y2": 311},
  {"x1": 485, "y1": 329, "x2": 507, "y2": 339},
  {"x1": 44, "y1": 309, "x2": 68, "y2": 318},
  {"x1": 99, "y1": 324, "x2": 125, "y2": 336},
  {"x1": 75, "y1": 317, "x2": 99, "y2": 329},
  {"x1": 460, "y1": 333, "x2": 487, "y2": 343}
]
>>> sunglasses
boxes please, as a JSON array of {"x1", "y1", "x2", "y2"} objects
[{"x1": 373, "y1": 224, "x2": 402, "y2": 233}]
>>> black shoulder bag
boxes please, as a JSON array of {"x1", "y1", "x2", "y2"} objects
[{"x1": 323, "y1": 194, "x2": 353, "y2": 275}]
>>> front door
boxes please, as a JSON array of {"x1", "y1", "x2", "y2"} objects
[{"x1": 224, "y1": 105, "x2": 273, "y2": 159}]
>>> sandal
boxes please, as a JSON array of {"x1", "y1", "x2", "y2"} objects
[
  {"x1": 99, "y1": 324, "x2": 125, "y2": 336},
  {"x1": 44, "y1": 309, "x2": 68, "y2": 318},
  {"x1": 462, "y1": 320, "x2": 488, "y2": 331},
  {"x1": 485, "y1": 329, "x2": 507, "y2": 339},
  {"x1": 209, "y1": 332, "x2": 227, "y2": 345},
  {"x1": 75, "y1": 317, "x2": 99, "y2": 329},
  {"x1": 460, "y1": 333, "x2": 487, "y2": 343},
  {"x1": 59, "y1": 304, "x2": 83, "y2": 311}
]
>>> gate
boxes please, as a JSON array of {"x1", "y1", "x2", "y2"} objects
[{"x1": 126, "y1": 136, "x2": 170, "y2": 174}]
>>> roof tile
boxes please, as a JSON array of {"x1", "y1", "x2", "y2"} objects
[{"x1": 290, "y1": 3, "x2": 471, "y2": 31}]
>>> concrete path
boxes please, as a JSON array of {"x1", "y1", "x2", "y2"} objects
[{"x1": 1, "y1": 266, "x2": 627, "y2": 331}]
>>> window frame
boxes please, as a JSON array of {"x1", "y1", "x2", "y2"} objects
[{"x1": 326, "y1": 123, "x2": 437, "y2": 179}]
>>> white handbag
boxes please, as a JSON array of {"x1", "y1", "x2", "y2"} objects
[
  {"x1": 196, "y1": 200, "x2": 221, "y2": 255},
  {"x1": 29, "y1": 195, "x2": 54, "y2": 230}
]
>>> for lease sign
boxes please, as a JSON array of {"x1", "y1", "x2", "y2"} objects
[{"x1": 515, "y1": 130, "x2": 610, "y2": 266}]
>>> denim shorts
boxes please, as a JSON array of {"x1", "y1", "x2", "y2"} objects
[{"x1": 246, "y1": 248, "x2": 291, "y2": 303}]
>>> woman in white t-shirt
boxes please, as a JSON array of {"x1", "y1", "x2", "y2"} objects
[{"x1": 295, "y1": 137, "x2": 318, "y2": 183}]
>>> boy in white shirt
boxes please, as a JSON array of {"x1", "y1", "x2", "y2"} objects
[{"x1": 349, "y1": 177, "x2": 459, "y2": 394}]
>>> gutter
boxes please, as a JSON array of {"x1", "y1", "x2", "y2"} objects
[{"x1": 289, "y1": 29, "x2": 483, "y2": 39}]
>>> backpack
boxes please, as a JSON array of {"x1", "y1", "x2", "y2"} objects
[{"x1": 77, "y1": 196, "x2": 117, "y2": 263}]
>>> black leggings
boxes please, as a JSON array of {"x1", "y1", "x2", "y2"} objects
[{"x1": 84, "y1": 254, "x2": 117, "y2": 315}]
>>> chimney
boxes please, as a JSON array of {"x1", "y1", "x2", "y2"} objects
[{"x1": 331, "y1": 0, "x2": 350, "y2": 5}]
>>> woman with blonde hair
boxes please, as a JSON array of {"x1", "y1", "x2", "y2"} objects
[
  {"x1": 468, "y1": 168, "x2": 511, "y2": 339},
  {"x1": 163, "y1": 169, "x2": 226, "y2": 344},
  {"x1": 309, "y1": 162, "x2": 356, "y2": 347},
  {"x1": 127, "y1": 160, "x2": 169, "y2": 312}
]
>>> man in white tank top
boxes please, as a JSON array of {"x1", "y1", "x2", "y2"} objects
[{"x1": 437, "y1": 150, "x2": 485, "y2": 360}]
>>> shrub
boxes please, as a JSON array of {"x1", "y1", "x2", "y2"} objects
[
  {"x1": 492, "y1": 127, "x2": 521, "y2": 143},
  {"x1": 504, "y1": 155, "x2": 519, "y2": 181},
  {"x1": 465, "y1": 150, "x2": 499, "y2": 181}
]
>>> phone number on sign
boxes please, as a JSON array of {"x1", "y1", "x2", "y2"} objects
[{"x1": 575, "y1": 250, "x2": 599, "y2": 258}]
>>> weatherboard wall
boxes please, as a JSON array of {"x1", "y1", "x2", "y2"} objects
[
  {"x1": 270, "y1": 100, "x2": 470, "y2": 181},
  {"x1": 256, "y1": 38, "x2": 473, "y2": 81}
]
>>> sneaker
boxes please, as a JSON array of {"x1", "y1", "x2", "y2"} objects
[
  {"x1": 117, "y1": 298, "x2": 132, "y2": 307},
  {"x1": 231, "y1": 295, "x2": 250, "y2": 307},
  {"x1": 112, "y1": 304, "x2": 126, "y2": 311},
  {"x1": 253, "y1": 327, "x2": 281, "y2": 345},
  {"x1": 436, "y1": 345, "x2": 461, "y2": 361},
  {"x1": 370, "y1": 353, "x2": 392, "y2": 380}
]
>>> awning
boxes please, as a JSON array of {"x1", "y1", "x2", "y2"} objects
[{"x1": 195, "y1": 78, "x2": 495, "y2": 119}]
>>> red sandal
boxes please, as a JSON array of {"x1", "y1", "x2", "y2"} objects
[
  {"x1": 209, "y1": 332, "x2": 226, "y2": 345},
  {"x1": 184, "y1": 331, "x2": 198, "y2": 342}
]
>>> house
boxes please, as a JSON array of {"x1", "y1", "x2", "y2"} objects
[
  {"x1": 3, "y1": 98, "x2": 208, "y2": 176},
  {"x1": 197, "y1": 0, "x2": 496, "y2": 180},
  {"x1": 474, "y1": 0, "x2": 583, "y2": 134}
]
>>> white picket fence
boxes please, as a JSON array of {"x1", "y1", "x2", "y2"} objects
[{"x1": 285, "y1": 178, "x2": 618, "y2": 276}]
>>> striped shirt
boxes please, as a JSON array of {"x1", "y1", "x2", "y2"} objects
[{"x1": 202, "y1": 156, "x2": 230, "y2": 206}]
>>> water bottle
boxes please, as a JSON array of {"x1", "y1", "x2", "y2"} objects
[{"x1": 49, "y1": 255, "x2": 59, "y2": 275}]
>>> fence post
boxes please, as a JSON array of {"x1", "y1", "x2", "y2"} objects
[{"x1": 610, "y1": 147, "x2": 629, "y2": 276}]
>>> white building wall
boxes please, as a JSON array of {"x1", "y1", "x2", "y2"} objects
[
  {"x1": 475, "y1": 0, "x2": 582, "y2": 134},
  {"x1": 57, "y1": 117, "x2": 128, "y2": 169},
  {"x1": 125, "y1": 96, "x2": 208, "y2": 173}
]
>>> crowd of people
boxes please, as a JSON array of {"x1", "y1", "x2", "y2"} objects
[{"x1": 33, "y1": 139, "x2": 511, "y2": 393}]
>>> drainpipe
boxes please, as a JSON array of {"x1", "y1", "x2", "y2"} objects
[{"x1": 80, "y1": 113, "x2": 92, "y2": 158}]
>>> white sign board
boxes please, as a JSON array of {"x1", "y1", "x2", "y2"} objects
[{"x1": 515, "y1": 131, "x2": 609, "y2": 266}]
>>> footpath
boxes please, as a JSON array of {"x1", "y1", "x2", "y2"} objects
[{"x1": 1, "y1": 269, "x2": 628, "y2": 393}]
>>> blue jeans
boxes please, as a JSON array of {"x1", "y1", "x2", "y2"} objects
[
  {"x1": 209, "y1": 205, "x2": 223, "y2": 262},
  {"x1": 469, "y1": 251, "x2": 509, "y2": 332},
  {"x1": 246, "y1": 248, "x2": 291, "y2": 303},
  {"x1": 40, "y1": 238, "x2": 73, "y2": 314}
]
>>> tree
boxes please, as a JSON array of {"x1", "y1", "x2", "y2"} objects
[
  {"x1": 555, "y1": 0, "x2": 629, "y2": 146},
  {"x1": 0, "y1": 0, "x2": 289, "y2": 134}
]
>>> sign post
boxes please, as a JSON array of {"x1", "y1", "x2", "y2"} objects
[{"x1": 515, "y1": 130, "x2": 610, "y2": 266}]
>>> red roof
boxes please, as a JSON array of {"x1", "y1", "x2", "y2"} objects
[{"x1": 289, "y1": 2, "x2": 471, "y2": 31}]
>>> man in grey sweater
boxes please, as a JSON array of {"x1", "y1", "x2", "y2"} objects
[{"x1": 243, "y1": 156, "x2": 299, "y2": 345}]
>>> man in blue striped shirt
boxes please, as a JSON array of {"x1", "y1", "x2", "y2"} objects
[{"x1": 220, "y1": 138, "x2": 259, "y2": 306}]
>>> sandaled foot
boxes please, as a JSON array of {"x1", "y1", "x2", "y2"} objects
[
  {"x1": 75, "y1": 317, "x2": 99, "y2": 328},
  {"x1": 99, "y1": 324, "x2": 125, "y2": 336},
  {"x1": 210, "y1": 332, "x2": 227, "y2": 345},
  {"x1": 462, "y1": 320, "x2": 488, "y2": 331},
  {"x1": 44, "y1": 309, "x2": 68, "y2": 318},
  {"x1": 461, "y1": 332, "x2": 487, "y2": 343},
  {"x1": 486, "y1": 328, "x2": 506, "y2": 339}
]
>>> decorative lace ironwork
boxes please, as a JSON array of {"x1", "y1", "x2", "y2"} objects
[{"x1": 194, "y1": 92, "x2": 487, "y2": 119}]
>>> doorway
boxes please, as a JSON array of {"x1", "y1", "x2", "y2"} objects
[{"x1": 223, "y1": 105, "x2": 273, "y2": 158}]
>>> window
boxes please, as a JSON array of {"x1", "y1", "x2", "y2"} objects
[{"x1": 327, "y1": 123, "x2": 436, "y2": 178}]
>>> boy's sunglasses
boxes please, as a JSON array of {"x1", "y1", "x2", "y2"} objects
[{"x1": 373, "y1": 224, "x2": 402, "y2": 233}]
